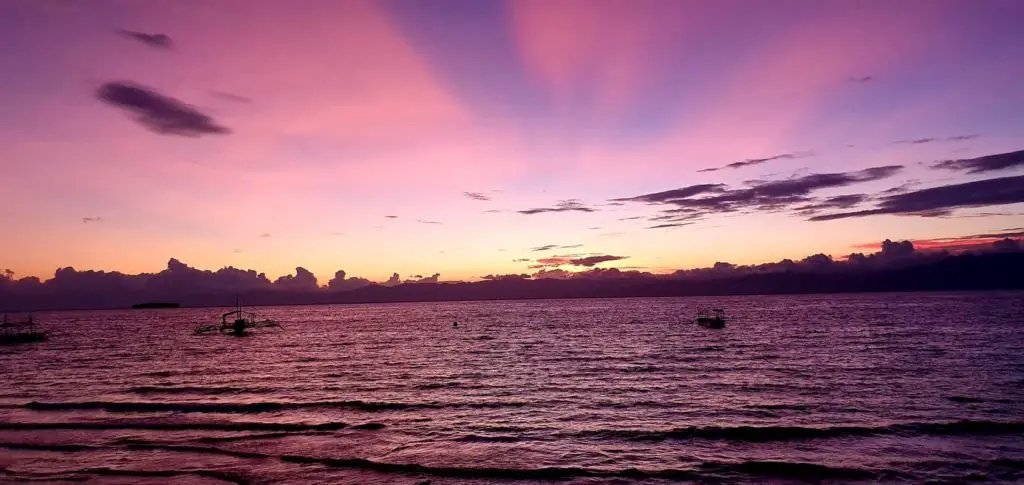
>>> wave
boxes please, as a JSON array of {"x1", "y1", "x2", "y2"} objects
[
  {"x1": 20, "y1": 399, "x2": 534, "y2": 414},
  {"x1": 454, "y1": 434, "x2": 525, "y2": 443},
  {"x1": 22, "y1": 399, "x2": 434, "y2": 413},
  {"x1": 697, "y1": 460, "x2": 880, "y2": 480},
  {"x1": 127, "y1": 385, "x2": 251, "y2": 395},
  {"x1": 0, "y1": 420, "x2": 353, "y2": 432},
  {"x1": 947, "y1": 395, "x2": 985, "y2": 403},
  {"x1": 744, "y1": 403, "x2": 812, "y2": 412},
  {"x1": 572, "y1": 420, "x2": 1024, "y2": 442},
  {"x1": 0, "y1": 467, "x2": 253, "y2": 485},
  {"x1": 0, "y1": 440, "x2": 901, "y2": 482}
]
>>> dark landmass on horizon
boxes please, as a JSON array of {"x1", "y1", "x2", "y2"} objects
[
  {"x1": 2, "y1": 238, "x2": 1022, "y2": 312},
  {"x1": 130, "y1": 302, "x2": 180, "y2": 309}
]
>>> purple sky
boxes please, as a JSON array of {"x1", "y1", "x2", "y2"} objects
[{"x1": 1, "y1": 0, "x2": 1023, "y2": 283}]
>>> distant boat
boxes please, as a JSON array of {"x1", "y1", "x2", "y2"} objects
[
  {"x1": 132, "y1": 302, "x2": 180, "y2": 309},
  {"x1": 0, "y1": 314, "x2": 48, "y2": 345},
  {"x1": 696, "y1": 308, "x2": 726, "y2": 329},
  {"x1": 193, "y1": 299, "x2": 281, "y2": 337}
]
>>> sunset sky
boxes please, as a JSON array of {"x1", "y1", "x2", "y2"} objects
[{"x1": 2, "y1": 0, "x2": 1023, "y2": 283}]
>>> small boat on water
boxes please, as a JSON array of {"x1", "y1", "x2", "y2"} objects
[
  {"x1": 696, "y1": 308, "x2": 726, "y2": 329},
  {"x1": 0, "y1": 314, "x2": 48, "y2": 344},
  {"x1": 193, "y1": 300, "x2": 281, "y2": 337}
]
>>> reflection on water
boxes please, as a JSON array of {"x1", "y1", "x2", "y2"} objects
[{"x1": 1, "y1": 292, "x2": 1023, "y2": 483}]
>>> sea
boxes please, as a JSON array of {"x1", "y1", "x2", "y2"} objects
[{"x1": 1, "y1": 292, "x2": 1022, "y2": 484}]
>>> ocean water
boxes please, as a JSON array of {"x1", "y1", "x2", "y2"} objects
[{"x1": 1, "y1": 292, "x2": 1023, "y2": 484}]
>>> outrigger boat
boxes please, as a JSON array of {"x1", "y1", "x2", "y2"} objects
[
  {"x1": 193, "y1": 300, "x2": 281, "y2": 337},
  {"x1": 695, "y1": 308, "x2": 726, "y2": 329},
  {"x1": 1, "y1": 314, "x2": 48, "y2": 345}
]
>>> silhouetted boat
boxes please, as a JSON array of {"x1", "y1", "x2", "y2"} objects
[
  {"x1": 193, "y1": 300, "x2": 281, "y2": 337},
  {"x1": 696, "y1": 308, "x2": 726, "y2": 328},
  {"x1": 0, "y1": 314, "x2": 48, "y2": 344}
]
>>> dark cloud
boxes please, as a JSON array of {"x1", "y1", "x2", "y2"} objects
[
  {"x1": 260, "y1": 233, "x2": 271, "y2": 238},
  {"x1": 481, "y1": 274, "x2": 531, "y2": 281},
  {"x1": 617, "y1": 166, "x2": 902, "y2": 224},
  {"x1": 880, "y1": 180, "x2": 921, "y2": 195},
  {"x1": 897, "y1": 138, "x2": 936, "y2": 145},
  {"x1": 385, "y1": 215, "x2": 398, "y2": 219},
  {"x1": 463, "y1": 192, "x2": 491, "y2": 201},
  {"x1": 993, "y1": 238, "x2": 1021, "y2": 252},
  {"x1": 3, "y1": 239, "x2": 1019, "y2": 311},
  {"x1": 326, "y1": 270, "x2": 371, "y2": 292},
  {"x1": 618, "y1": 216, "x2": 643, "y2": 221},
  {"x1": 97, "y1": 82, "x2": 230, "y2": 136},
  {"x1": 811, "y1": 175, "x2": 1024, "y2": 221},
  {"x1": 512, "y1": 258, "x2": 531, "y2": 262},
  {"x1": 533, "y1": 254, "x2": 628, "y2": 267},
  {"x1": 273, "y1": 267, "x2": 318, "y2": 291},
  {"x1": 612, "y1": 184, "x2": 726, "y2": 203},
  {"x1": 483, "y1": 209, "x2": 504, "y2": 214},
  {"x1": 212, "y1": 92, "x2": 252, "y2": 103},
  {"x1": 931, "y1": 149, "x2": 1024, "y2": 174},
  {"x1": 852, "y1": 229, "x2": 1024, "y2": 253},
  {"x1": 81, "y1": 217, "x2": 103, "y2": 224},
  {"x1": 848, "y1": 76, "x2": 874, "y2": 83},
  {"x1": 535, "y1": 257, "x2": 570, "y2": 266},
  {"x1": 517, "y1": 199, "x2": 596, "y2": 215},
  {"x1": 117, "y1": 29, "x2": 172, "y2": 49},
  {"x1": 407, "y1": 273, "x2": 441, "y2": 284},
  {"x1": 382, "y1": 273, "x2": 402, "y2": 287},
  {"x1": 647, "y1": 222, "x2": 693, "y2": 230},
  {"x1": 896, "y1": 134, "x2": 980, "y2": 145},
  {"x1": 416, "y1": 219, "x2": 442, "y2": 224},
  {"x1": 531, "y1": 244, "x2": 583, "y2": 252},
  {"x1": 951, "y1": 212, "x2": 1024, "y2": 219},
  {"x1": 697, "y1": 152, "x2": 812, "y2": 173},
  {"x1": 793, "y1": 194, "x2": 868, "y2": 215}
]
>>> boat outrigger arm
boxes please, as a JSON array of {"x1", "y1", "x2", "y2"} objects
[{"x1": 193, "y1": 305, "x2": 282, "y2": 335}]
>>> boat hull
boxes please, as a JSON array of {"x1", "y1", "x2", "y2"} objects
[
  {"x1": 0, "y1": 332, "x2": 48, "y2": 345},
  {"x1": 696, "y1": 318, "x2": 725, "y2": 329}
]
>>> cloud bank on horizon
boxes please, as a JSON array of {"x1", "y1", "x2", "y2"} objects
[
  {"x1": 2, "y1": 234, "x2": 1020, "y2": 311},
  {"x1": 2, "y1": 0, "x2": 1024, "y2": 283}
]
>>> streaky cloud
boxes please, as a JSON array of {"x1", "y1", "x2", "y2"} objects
[
  {"x1": 612, "y1": 184, "x2": 726, "y2": 203},
  {"x1": 896, "y1": 134, "x2": 980, "y2": 144},
  {"x1": 570, "y1": 255, "x2": 627, "y2": 267},
  {"x1": 616, "y1": 166, "x2": 902, "y2": 223},
  {"x1": 647, "y1": 222, "x2": 693, "y2": 229},
  {"x1": 931, "y1": 149, "x2": 1024, "y2": 174},
  {"x1": 117, "y1": 29, "x2": 172, "y2": 49},
  {"x1": 517, "y1": 199, "x2": 596, "y2": 215},
  {"x1": 463, "y1": 192, "x2": 492, "y2": 201},
  {"x1": 696, "y1": 152, "x2": 812, "y2": 173},
  {"x1": 212, "y1": 91, "x2": 252, "y2": 103},
  {"x1": 811, "y1": 175, "x2": 1024, "y2": 221}
]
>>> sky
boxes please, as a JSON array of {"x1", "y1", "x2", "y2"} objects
[{"x1": 1, "y1": 0, "x2": 1023, "y2": 284}]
